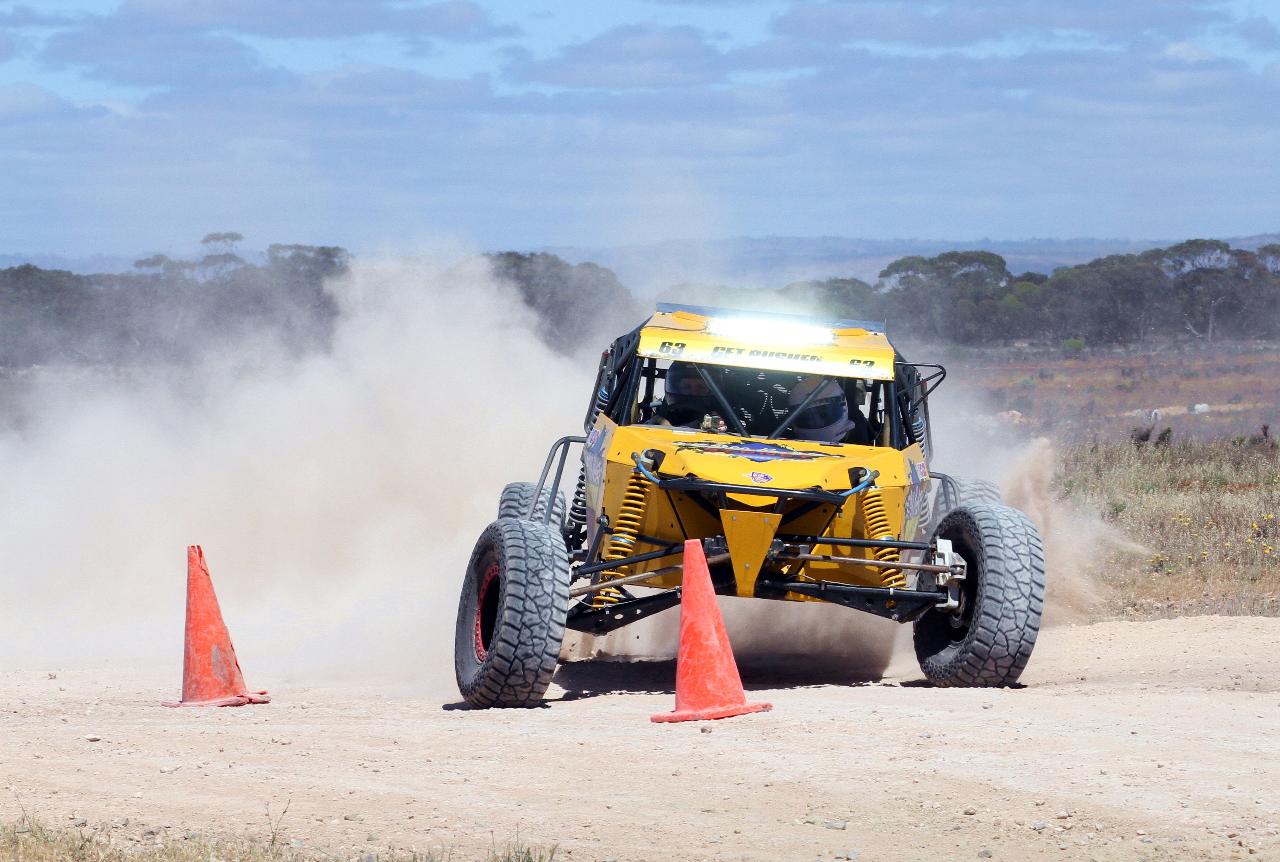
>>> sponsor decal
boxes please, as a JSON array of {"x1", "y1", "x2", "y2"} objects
[
  {"x1": 710, "y1": 345, "x2": 823, "y2": 362},
  {"x1": 674, "y1": 440, "x2": 839, "y2": 463},
  {"x1": 582, "y1": 421, "x2": 614, "y2": 548},
  {"x1": 907, "y1": 458, "x2": 929, "y2": 485},
  {"x1": 748, "y1": 471, "x2": 773, "y2": 484},
  {"x1": 905, "y1": 482, "x2": 928, "y2": 522},
  {"x1": 582, "y1": 423, "x2": 610, "y2": 490},
  {"x1": 904, "y1": 482, "x2": 930, "y2": 543}
]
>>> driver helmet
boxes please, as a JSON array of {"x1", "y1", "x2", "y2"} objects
[
  {"x1": 663, "y1": 361, "x2": 714, "y2": 424},
  {"x1": 788, "y1": 376, "x2": 855, "y2": 442}
]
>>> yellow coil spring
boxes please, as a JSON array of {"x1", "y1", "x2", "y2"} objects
[
  {"x1": 862, "y1": 490, "x2": 906, "y2": 589},
  {"x1": 592, "y1": 472, "x2": 651, "y2": 607}
]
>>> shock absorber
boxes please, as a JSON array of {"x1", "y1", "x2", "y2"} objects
[
  {"x1": 592, "y1": 471, "x2": 652, "y2": 607},
  {"x1": 861, "y1": 489, "x2": 906, "y2": 588},
  {"x1": 567, "y1": 466, "x2": 589, "y2": 540}
]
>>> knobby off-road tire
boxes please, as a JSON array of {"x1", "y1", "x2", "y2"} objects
[
  {"x1": 913, "y1": 503, "x2": 1045, "y2": 687},
  {"x1": 497, "y1": 481, "x2": 567, "y2": 528},
  {"x1": 454, "y1": 518, "x2": 570, "y2": 708}
]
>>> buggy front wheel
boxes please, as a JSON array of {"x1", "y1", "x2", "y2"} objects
[
  {"x1": 913, "y1": 503, "x2": 1045, "y2": 687},
  {"x1": 454, "y1": 518, "x2": 570, "y2": 708}
]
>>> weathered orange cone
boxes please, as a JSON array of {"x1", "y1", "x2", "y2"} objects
[
  {"x1": 651, "y1": 540, "x2": 772, "y2": 723},
  {"x1": 162, "y1": 546, "x2": 269, "y2": 708}
]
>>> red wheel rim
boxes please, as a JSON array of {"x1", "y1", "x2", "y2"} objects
[{"x1": 474, "y1": 561, "x2": 500, "y2": 661}]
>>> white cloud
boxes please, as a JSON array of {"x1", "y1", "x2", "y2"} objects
[
  {"x1": 113, "y1": 0, "x2": 515, "y2": 41},
  {"x1": 1, "y1": 1, "x2": 1279, "y2": 252},
  {"x1": 772, "y1": 0, "x2": 1226, "y2": 49},
  {"x1": 506, "y1": 24, "x2": 726, "y2": 88},
  {"x1": 1164, "y1": 40, "x2": 1216, "y2": 62},
  {"x1": 0, "y1": 82, "x2": 93, "y2": 121}
]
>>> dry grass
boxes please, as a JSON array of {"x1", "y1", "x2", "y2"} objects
[
  {"x1": 1057, "y1": 437, "x2": 1280, "y2": 617},
  {"x1": 946, "y1": 341, "x2": 1280, "y2": 441},
  {"x1": 0, "y1": 817, "x2": 555, "y2": 862}
]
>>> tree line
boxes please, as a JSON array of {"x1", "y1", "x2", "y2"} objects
[
  {"x1": 2, "y1": 236, "x2": 1277, "y2": 369},
  {"x1": 0, "y1": 233, "x2": 347, "y2": 366},
  {"x1": 738, "y1": 239, "x2": 1280, "y2": 346},
  {"x1": 0, "y1": 240, "x2": 643, "y2": 368}
]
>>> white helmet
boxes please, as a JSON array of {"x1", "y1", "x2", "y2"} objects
[{"x1": 788, "y1": 377, "x2": 855, "y2": 442}]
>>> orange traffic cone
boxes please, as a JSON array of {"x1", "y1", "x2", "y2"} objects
[
  {"x1": 651, "y1": 540, "x2": 772, "y2": 723},
  {"x1": 162, "y1": 546, "x2": 269, "y2": 708}
]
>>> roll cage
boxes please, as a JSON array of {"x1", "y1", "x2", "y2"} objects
[
  {"x1": 584, "y1": 325, "x2": 945, "y2": 453},
  {"x1": 525, "y1": 318, "x2": 955, "y2": 635}
]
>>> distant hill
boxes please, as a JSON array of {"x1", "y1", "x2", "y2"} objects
[
  {"x1": 546, "y1": 234, "x2": 1280, "y2": 294},
  {"x1": 1227, "y1": 233, "x2": 1280, "y2": 251},
  {"x1": 5, "y1": 232, "x2": 1277, "y2": 287},
  {"x1": 0, "y1": 252, "x2": 137, "y2": 274}
]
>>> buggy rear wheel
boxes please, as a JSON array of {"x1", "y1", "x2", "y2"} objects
[
  {"x1": 936, "y1": 476, "x2": 1002, "y2": 516},
  {"x1": 454, "y1": 518, "x2": 570, "y2": 708},
  {"x1": 913, "y1": 503, "x2": 1045, "y2": 687},
  {"x1": 497, "y1": 481, "x2": 567, "y2": 528}
]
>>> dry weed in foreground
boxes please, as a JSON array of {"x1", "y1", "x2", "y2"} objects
[
  {"x1": 1057, "y1": 438, "x2": 1280, "y2": 617},
  {"x1": 0, "y1": 817, "x2": 556, "y2": 862}
]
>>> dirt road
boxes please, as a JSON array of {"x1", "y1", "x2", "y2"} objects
[{"x1": 3, "y1": 616, "x2": 1278, "y2": 861}]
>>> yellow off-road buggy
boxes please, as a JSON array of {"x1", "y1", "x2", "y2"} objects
[{"x1": 454, "y1": 305, "x2": 1045, "y2": 707}]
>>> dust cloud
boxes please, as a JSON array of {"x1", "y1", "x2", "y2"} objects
[
  {"x1": 1002, "y1": 438, "x2": 1102, "y2": 622},
  {"x1": 0, "y1": 250, "x2": 588, "y2": 692},
  {"x1": 576, "y1": 597, "x2": 900, "y2": 683},
  {"x1": 1, "y1": 272, "x2": 1128, "y2": 696},
  {"x1": 928, "y1": 383, "x2": 1133, "y2": 624}
]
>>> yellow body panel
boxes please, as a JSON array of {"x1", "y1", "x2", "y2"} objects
[
  {"x1": 720, "y1": 510, "x2": 782, "y2": 595},
  {"x1": 636, "y1": 307, "x2": 897, "y2": 380},
  {"x1": 583, "y1": 415, "x2": 931, "y2": 598}
]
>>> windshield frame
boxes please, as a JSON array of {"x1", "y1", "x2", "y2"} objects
[{"x1": 603, "y1": 355, "x2": 907, "y2": 447}]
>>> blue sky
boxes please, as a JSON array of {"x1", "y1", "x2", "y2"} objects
[{"x1": 2, "y1": 0, "x2": 1279, "y2": 256}]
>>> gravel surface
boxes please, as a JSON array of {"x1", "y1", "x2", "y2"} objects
[{"x1": 3, "y1": 616, "x2": 1278, "y2": 861}]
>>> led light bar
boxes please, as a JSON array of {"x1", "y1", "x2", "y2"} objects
[
  {"x1": 706, "y1": 316, "x2": 835, "y2": 346},
  {"x1": 656, "y1": 302, "x2": 886, "y2": 334}
]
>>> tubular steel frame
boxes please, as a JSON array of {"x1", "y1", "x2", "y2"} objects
[
  {"x1": 530, "y1": 435, "x2": 585, "y2": 527},
  {"x1": 537, "y1": 370, "x2": 957, "y2": 632}
]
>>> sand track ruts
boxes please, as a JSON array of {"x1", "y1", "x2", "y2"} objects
[{"x1": 3, "y1": 616, "x2": 1278, "y2": 861}]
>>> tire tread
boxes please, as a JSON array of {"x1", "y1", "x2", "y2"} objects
[
  {"x1": 454, "y1": 518, "x2": 570, "y2": 707},
  {"x1": 497, "y1": 482, "x2": 567, "y2": 527},
  {"x1": 915, "y1": 503, "x2": 1045, "y2": 687}
]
